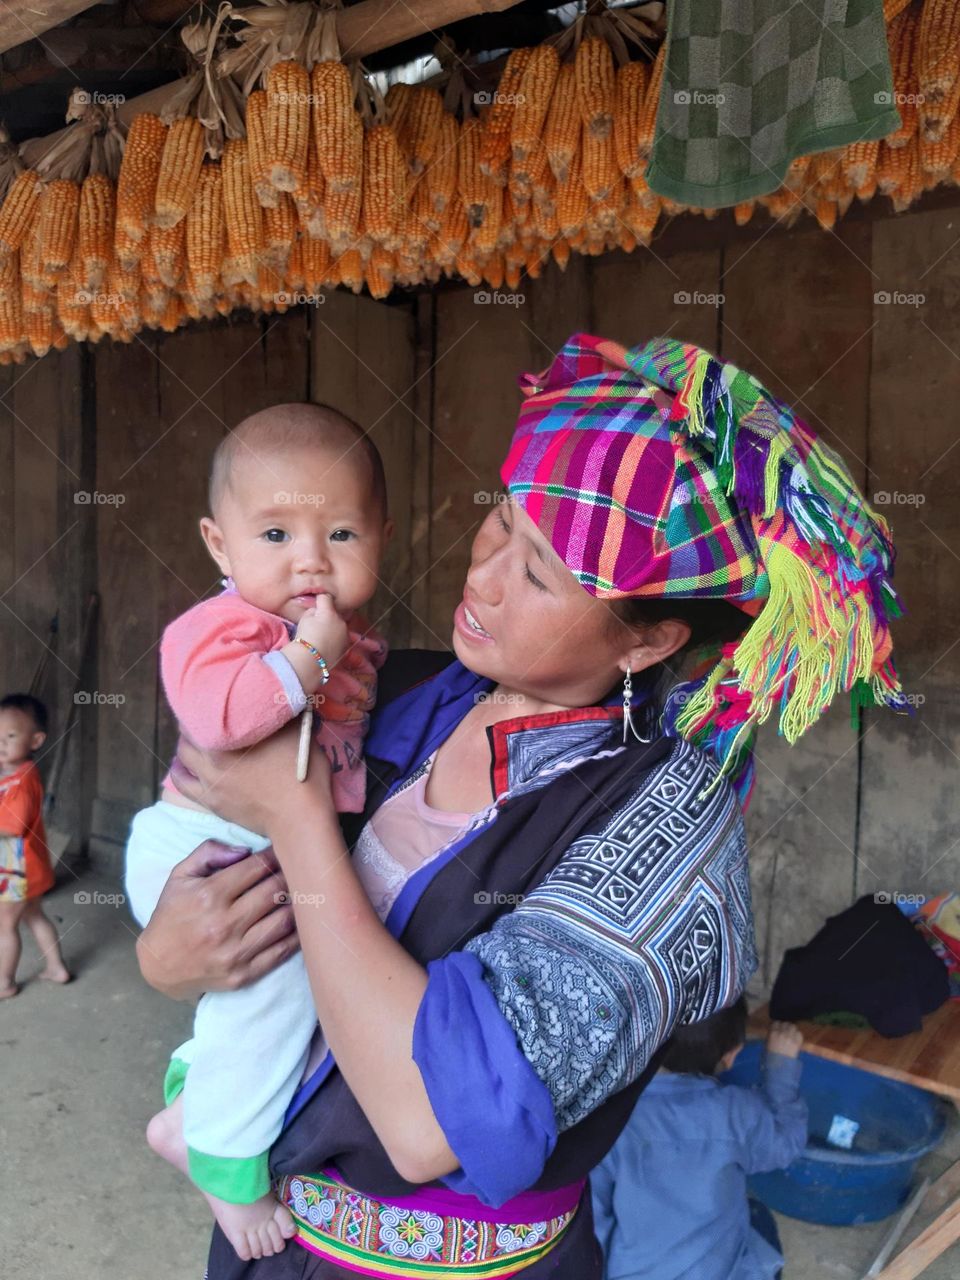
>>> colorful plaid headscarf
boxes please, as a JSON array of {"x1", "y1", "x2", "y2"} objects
[{"x1": 501, "y1": 333, "x2": 908, "y2": 809}]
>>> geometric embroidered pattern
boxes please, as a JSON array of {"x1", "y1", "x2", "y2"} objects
[
  {"x1": 274, "y1": 1171, "x2": 578, "y2": 1277},
  {"x1": 465, "y1": 737, "x2": 758, "y2": 1132}
]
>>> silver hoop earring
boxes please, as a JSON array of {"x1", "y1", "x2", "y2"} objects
[{"x1": 622, "y1": 663, "x2": 652, "y2": 744}]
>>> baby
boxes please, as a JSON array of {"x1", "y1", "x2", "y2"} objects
[{"x1": 124, "y1": 403, "x2": 392, "y2": 1262}]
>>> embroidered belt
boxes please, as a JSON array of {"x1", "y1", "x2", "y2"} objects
[{"x1": 275, "y1": 1170, "x2": 581, "y2": 1278}]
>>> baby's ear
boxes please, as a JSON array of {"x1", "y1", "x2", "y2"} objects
[
  {"x1": 199, "y1": 516, "x2": 231, "y2": 576},
  {"x1": 31, "y1": 730, "x2": 46, "y2": 753},
  {"x1": 382, "y1": 517, "x2": 396, "y2": 544}
]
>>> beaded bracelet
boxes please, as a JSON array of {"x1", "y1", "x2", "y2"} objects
[{"x1": 296, "y1": 637, "x2": 330, "y2": 684}]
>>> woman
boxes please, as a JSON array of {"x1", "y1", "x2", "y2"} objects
[{"x1": 139, "y1": 333, "x2": 905, "y2": 1280}]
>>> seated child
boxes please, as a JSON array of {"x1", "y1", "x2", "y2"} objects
[
  {"x1": 590, "y1": 997, "x2": 808, "y2": 1280},
  {"x1": 0, "y1": 693, "x2": 71, "y2": 996},
  {"x1": 124, "y1": 403, "x2": 393, "y2": 1262}
]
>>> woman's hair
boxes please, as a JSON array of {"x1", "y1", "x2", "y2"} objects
[
  {"x1": 659, "y1": 994, "x2": 749, "y2": 1076},
  {"x1": 603, "y1": 595, "x2": 751, "y2": 730}
]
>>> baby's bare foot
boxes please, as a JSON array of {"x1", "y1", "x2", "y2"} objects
[
  {"x1": 38, "y1": 965, "x2": 71, "y2": 984},
  {"x1": 0, "y1": 982, "x2": 18, "y2": 999},
  {"x1": 203, "y1": 1190, "x2": 297, "y2": 1262}
]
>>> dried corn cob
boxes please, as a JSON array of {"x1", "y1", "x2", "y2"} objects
[
  {"x1": 920, "y1": 75, "x2": 960, "y2": 143},
  {"x1": 325, "y1": 185, "x2": 362, "y2": 245},
  {"x1": 884, "y1": 0, "x2": 912, "y2": 20},
  {"x1": 311, "y1": 61, "x2": 363, "y2": 194},
  {"x1": 459, "y1": 119, "x2": 497, "y2": 227},
  {"x1": 246, "y1": 90, "x2": 278, "y2": 209},
  {"x1": 637, "y1": 44, "x2": 665, "y2": 159},
  {"x1": 840, "y1": 138, "x2": 881, "y2": 187},
  {"x1": 887, "y1": 5, "x2": 921, "y2": 146},
  {"x1": 186, "y1": 162, "x2": 224, "y2": 300},
  {"x1": 263, "y1": 192, "x2": 297, "y2": 271},
  {"x1": 78, "y1": 173, "x2": 115, "y2": 291},
  {"x1": 582, "y1": 130, "x2": 619, "y2": 202},
  {"x1": 613, "y1": 60, "x2": 650, "y2": 179},
  {"x1": 0, "y1": 253, "x2": 23, "y2": 350},
  {"x1": 511, "y1": 44, "x2": 561, "y2": 165},
  {"x1": 544, "y1": 63, "x2": 580, "y2": 184},
  {"x1": 364, "y1": 243, "x2": 395, "y2": 299},
  {"x1": 0, "y1": 170, "x2": 42, "y2": 257},
  {"x1": 471, "y1": 183, "x2": 503, "y2": 256},
  {"x1": 362, "y1": 124, "x2": 405, "y2": 246},
  {"x1": 878, "y1": 138, "x2": 911, "y2": 190},
  {"x1": 479, "y1": 47, "x2": 534, "y2": 182},
  {"x1": 25, "y1": 302, "x2": 55, "y2": 358},
  {"x1": 222, "y1": 138, "x2": 263, "y2": 287},
  {"x1": 576, "y1": 35, "x2": 616, "y2": 140},
  {"x1": 39, "y1": 179, "x2": 80, "y2": 273},
  {"x1": 114, "y1": 220, "x2": 142, "y2": 273},
  {"x1": 556, "y1": 146, "x2": 589, "y2": 235},
  {"x1": 733, "y1": 200, "x2": 755, "y2": 226},
  {"x1": 405, "y1": 86, "x2": 445, "y2": 175},
  {"x1": 294, "y1": 134, "x2": 325, "y2": 238},
  {"x1": 150, "y1": 218, "x2": 186, "y2": 289},
  {"x1": 917, "y1": 0, "x2": 960, "y2": 107},
  {"x1": 336, "y1": 246, "x2": 364, "y2": 293},
  {"x1": 891, "y1": 133, "x2": 923, "y2": 209},
  {"x1": 115, "y1": 116, "x2": 164, "y2": 252},
  {"x1": 921, "y1": 109, "x2": 960, "y2": 172},
  {"x1": 427, "y1": 114, "x2": 459, "y2": 217},
  {"x1": 266, "y1": 60, "x2": 310, "y2": 193},
  {"x1": 551, "y1": 236, "x2": 571, "y2": 270},
  {"x1": 301, "y1": 232, "x2": 332, "y2": 292},
  {"x1": 155, "y1": 116, "x2": 204, "y2": 229}
]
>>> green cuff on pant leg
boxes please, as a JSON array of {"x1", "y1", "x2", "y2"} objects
[
  {"x1": 163, "y1": 1056, "x2": 190, "y2": 1106},
  {"x1": 187, "y1": 1146, "x2": 272, "y2": 1204}
]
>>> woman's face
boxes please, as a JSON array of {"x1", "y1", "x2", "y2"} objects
[{"x1": 452, "y1": 498, "x2": 690, "y2": 708}]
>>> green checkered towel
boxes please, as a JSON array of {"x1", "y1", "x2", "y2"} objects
[{"x1": 646, "y1": 0, "x2": 900, "y2": 208}]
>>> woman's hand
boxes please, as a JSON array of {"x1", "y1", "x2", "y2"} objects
[
  {"x1": 136, "y1": 838, "x2": 299, "y2": 1001},
  {"x1": 169, "y1": 715, "x2": 333, "y2": 836}
]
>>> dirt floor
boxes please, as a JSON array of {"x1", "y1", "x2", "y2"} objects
[{"x1": 4, "y1": 867, "x2": 960, "y2": 1280}]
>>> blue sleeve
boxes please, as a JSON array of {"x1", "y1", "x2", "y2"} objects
[
  {"x1": 412, "y1": 950, "x2": 558, "y2": 1207},
  {"x1": 728, "y1": 1052, "x2": 808, "y2": 1174},
  {"x1": 412, "y1": 740, "x2": 759, "y2": 1205}
]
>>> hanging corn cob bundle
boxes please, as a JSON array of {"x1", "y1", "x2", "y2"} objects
[{"x1": 6, "y1": 0, "x2": 960, "y2": 363}]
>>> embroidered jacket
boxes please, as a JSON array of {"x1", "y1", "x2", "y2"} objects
[{"x1": 205, "y1": 651, "x2": 759, "y2": 1280}]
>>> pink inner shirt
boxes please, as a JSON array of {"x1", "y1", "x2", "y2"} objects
[{"x1": 298, "y1": 751, "x2": 481, "y2": 1082}]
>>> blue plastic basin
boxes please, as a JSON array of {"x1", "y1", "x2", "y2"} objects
[{"x1": 719, "y1": 1039, "x2": 949, "y2": 1225}]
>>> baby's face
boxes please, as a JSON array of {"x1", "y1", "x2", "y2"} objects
[
  {"x1": 0, "y1": 709, "x2": 43, "y2": 771},
  {"x1": 203, "y1": 445, "x2": 389, "y2": 624}
]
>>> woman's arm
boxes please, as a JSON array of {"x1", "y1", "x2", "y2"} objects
[
  {"x1": 136, "y1": 840, "x2": 300, "y2": 1001},
  {"x1": 169, "y1": 727, "x2": 459, "y2": 1185}
]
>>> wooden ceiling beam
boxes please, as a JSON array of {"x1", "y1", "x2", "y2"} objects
[
  {"x1": 19, "y1": 0, "x2": 527, "y2": 164},
  {"x1": 0, "y1": 0, "x2": 104, "y2": 57}
]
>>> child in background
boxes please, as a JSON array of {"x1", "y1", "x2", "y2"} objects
[
  {"x1": 0, "y1": 693, "x2": 71, "y2": 997},
  {"x1": 591, "y1": 997, "x2": 807, "y2": 1280},
  {"x1": 124, "y1": 403, "x2": 392, "y2": 1263}
]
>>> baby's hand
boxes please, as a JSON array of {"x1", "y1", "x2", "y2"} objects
[
  {"x1": 766, "y1": 1021, "x2": 803, "y2": 1059},
  {"x1": 295, "y1": 595, "x2": 350, "y2": 670}
]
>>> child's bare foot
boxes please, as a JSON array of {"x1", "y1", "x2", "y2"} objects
[
  {"x1": 0, "y1": 982, "x2": 18, "y2": 999},
  {"x1": 38, "y1": 964, "x2": 71, "y2": 984},
  {"x1": 203, "y1": 1190, "x2": 297, "y2": 1261}
]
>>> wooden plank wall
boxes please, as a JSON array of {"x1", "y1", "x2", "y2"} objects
[{"x1": 421, "y1": 206, "x2": 960, "y2": 991}]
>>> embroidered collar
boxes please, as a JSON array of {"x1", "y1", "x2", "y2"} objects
[{"x1": 367, "y1": 658, "x2": 658, "y2": 799}]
